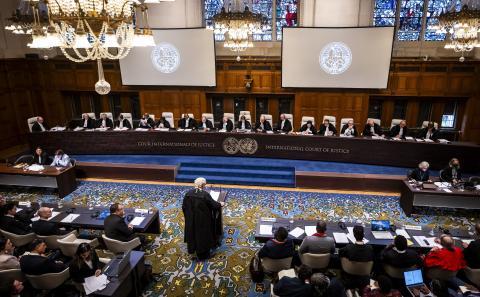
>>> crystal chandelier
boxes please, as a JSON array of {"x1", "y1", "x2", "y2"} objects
[
  {"x1": 4, "y1": 0, "x2": 48, "y2": 35},
  {"x1": 209, "y1": 0, "x2": 269, "y2": 59}
]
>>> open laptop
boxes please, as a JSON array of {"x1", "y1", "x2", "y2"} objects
[
  {"x1": 371, "y1": 220, "x2": 394, "y2": 240},
  {"x1": 404, "y1": 269, "x2": 431, "y2": 297},
  {"x1": 104, "y1": 250, "x2": 131, "y2": 278}
]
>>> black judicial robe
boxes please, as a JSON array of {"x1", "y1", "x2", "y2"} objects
[
  {"x1": 33, "y1": 151, "x2": 49, "y2": 165},
  {"x1": 116, "y1": 119, "x2": 132, "y2": 129},
  {"x1": 156, "y1": 119, "x2": 171, "y2": 129},
  {"x1": 178, "y1": 118, "x2": 197, "y2": 129},
  {"x1": 32, "y1": 121, "x2": 49, "y2": 132},
  {"x1": 182, "y1": 189, "x2": 222, "y2": 255},
  {"x1": 255, "y1": 121, "x2": 272, "y2": 132},
  {"x1": 277, "y1": 119, "x2": 293, "y2": 133},
  {"x1": 417, "y1": 127, "x2": 439, "y2": 140},
  {"x1": 299, "y1": 123, "x2": 317, "y2": 134},
  {"x1": 341, "y1": 124, "x2": 358, "y2": 137},
  {"x1": 362, "y1": 123, "x2": 382, "y2": 136},
  {"x1": 97, "y1": 118, "x2": 114, "y2": 129},
  {"x1": 390, "y1": 124, "x2": 409, "y2": 139},
  {"x1": 198, "y1": 120, "x2": 214, "y2": 130},
  {"x1": 218, "y1": 119, "x2": 234, "y2": 132},
  {"x1": 318, "y1": 123, "x2": 337, "y2": 136},
  {"x1": 237, "y1": 120, "x2": 252, "y2": 130}
]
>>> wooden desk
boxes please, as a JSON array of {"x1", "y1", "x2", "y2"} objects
[
  {"x1": 0, "y1": 164, "x2": 77, "y2": 198},
  {"x1": 400, "y1": 180, "x2": 480, "y2": 216}
]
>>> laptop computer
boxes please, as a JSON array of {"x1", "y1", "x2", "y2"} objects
[
  {"x1": 371, "y1": 220, "x2": 394, "y2": 240},
  {"x1": 404, "y1": 269, "x2": 431, "y2": 296},
  {"x1": 104, "y1": 250, "x2": 131, "y2": 278}
]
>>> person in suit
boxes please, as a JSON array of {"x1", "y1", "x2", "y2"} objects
[
  {"x1": 299, "y1": 120, "x2": 317, "y2": 135},
  {"x1": 255, "y1": 116, "x2": 273, "y2": 132},
  {"x1": 408, "y1": 161, "x2": 432, "y2": 182},
  {"x1": 0, "y1": 238, "x2": 20, "y2": 271},
  {"x1": 440, "y1": 158, "x2": 462, "y2": 184},
  {"x1": 156, "y1": 117, "x2": 171, "y2": 129},
  {"x1": 299, "y1": 220, "x2": 335, "y2": 255},
  {"x1": 20, "y1": 239, "x2": 67, "y2": 275},
  {"x1": 104, "y1": 203, "x2": 136, "y2": 242},
  {"x1": 69, "y1": 243, "x2": 103, "y2": 284},
  {"x1": 116, "y1": 114, "x2": 132, "y2": 130},
  {"x1": 32, "y1": 147, "x2": 49, "y2": 165},
  {"x1": 80, "y1": 113, "x2": 95, "y2": 129},
  {"x1": 318, "y1": 119, "x2": 337, "y2": 136},
  {"x1": 178, "y1": 114, "x2": 197, "y2": 129},
  {"x1": 198, "y1": 116, "x2": 214, "y2": 131},
  {"x1": 237, "y1": 115, "x2": 252, "y2": 130},
  {"x1": 277, "y1": 114, "x2": 293, "y2": 133},
  {"x1": 417, "y1": 122, "x2": 439, "y2": 141},
  {"x1": 273, "y1": 264, "x2": 313, "y2": 297},
  {"x1": 381, "y1": 235, "x2": 423, "y2": 269},
  {"x1": 97, "y1": 113, "x2": 113, "y2": 129},
  {"x1": 31, "y1": 116, "x2": 49, "y2": 132},
  {"x1": 463, "y1": 222, "x2": 480, "y2": 269},
  {"x1": 363, "y1": 119, "x2": 383, "y2": 137},
  {"x1": 50, "y1": 149, "x2": 71, "y2": 167},
  {"x1": 0, "y1": 202, "x2": 32, "y2": 235},
  {"x1": 218, "y1": 116, "x2": 234, "y2": 132},
  {"x1": 340, "y1": 120, "x2": 358, "y2": 137},
  {"x1": 390, "y1": 120, "x2": 408, "y2": 139},
  {"x1": 32, "y1": 207, "x2": 69, "y2": 236},
  {"x1": 258, "y1": 227, "x2": 294, "y2": 260},
  {"x1": 143, "y1": 113, "x2": 155, "y2": 127}
]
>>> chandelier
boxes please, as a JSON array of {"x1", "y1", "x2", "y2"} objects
[
  {"x1": 209, "y1": 0, "x2": 269, "y2": 59},
  {"x1": 4, "y1": 1, "x2": 48, "y2": 35}
]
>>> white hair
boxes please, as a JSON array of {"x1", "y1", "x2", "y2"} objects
[
  {"x1": 194, "y1": 177, "x2": 207, "y2": 189},
  {"x1": 419, "y1": 161, "x2": 429, "y2": 169}
]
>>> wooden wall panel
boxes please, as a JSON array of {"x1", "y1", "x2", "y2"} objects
[{"x1": 140, "y1": 90, "x2": 206, "y2": 122}]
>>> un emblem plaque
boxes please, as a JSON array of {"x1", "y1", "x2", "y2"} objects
[
  {"x1": 239, "y1": 138, "x2": 258, "y2": 155},
  {"x1": 222, "y1": 137, "x2": 240, "y2": 155}
]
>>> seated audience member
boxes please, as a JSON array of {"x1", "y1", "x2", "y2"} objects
[
  {"x1": 138, "y1": 115, "x2": 152, "y2": 129},
  {"x1": 198, "y1": 116, "x2": 214, "y2": 131},
  {"x1": 32, "y1": 207, "x2": 69, "y2": 236},
  {"x1": 424, "y1": 234, "x2": 465, "y2": 272},
  {"x1": 273, "y1": 264, "x2": 313, "y2": 297},
  {"x1": 156, "y1": 116, "x2": 171, "y2": 129},
  {"x1": 116, "y1": 114, "x2": 132, "y2": 130},
  {"x1": 0, "y1": 238, "x2": 20, "y2": 270},
  {"x1": 80, "y1": 113, "x2": 95, "y2": 129},
  {"x1": 418, "y1": 122, "x2": 439, "y2": 141},
  {"x1": 178, "y1": 113, "x2": 197, "y2": 129},
  {"x1": 299, "y1": 221, "x2": 335, "y2": 255},
  {"x1": 237, "y1": 115, "x2": 252, "y2": 130},
  {"x1": 143, "y1": 113, "x2": 156, "y2": 127},
  {"x1": 50, "y1": 149, "x2": 71, "y2": 167},
  {"x1": 0, "y1": 202, "x2": 32, "y2": 235},
  {"x1": 104, "y1": 203, "x2": 136, "y2": 242},
  {"x1": 32, "y1": 146, "x2": 49, "y2": 165},
  {"x1": 381, "y1": 235, "x2": 423, "y2": 269},
  {"x1": 408, "y1": 161, "x2": 431, "y2": 182},
  {"x1": 463, "y1": 222, "x2": 480, "y2": 269},
  {"x1": 341, "y1": 120, "x2": 358, "y2": 137},
  {"x1": 440, "y1": 158, "x2": 462, "y2": 184},
  {"x1": 218, "y1": 116, "x2": 234, "y2": 132},
  {"x1": 390, "y1": 120, "x2": 408, "y2": 139},
  {"x1": 255, "y1": 116, "x2": 273, "y2": 132},
  {"x1": 258, "y1": 227, "x2": 294, "y2": 259},
  {"x1": 318, "y1": 119, "x2": 337, "y2": 136},
  {"x1": 362, "y1": 275, "x2": 402, "y2": 297},
  {"x1": 300, "y1": 120, "x2": 317, "y2": 135},
  {"x1": 311, "y1": 272, "x2": 347, "y2": 297},
  {"x1": 31, "y1": 116, "x2": 49, "y2": 132},
  {"x1": 363, "y1": 119, "x2": 383, "y2": 137},
  {"x1": 97, "y1": 113, "x2": 113, "y2": 129},
  {"x1": 20, "y1": 239, "x2": 67, "y2": 275},
  {"x1": 277, "y1": 114, "x2": 293, "y2": 133},
  {"x1": 69, "y1": 243, "x2": 103, "y2": 284}
]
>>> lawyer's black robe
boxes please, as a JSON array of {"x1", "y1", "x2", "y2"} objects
[{"x1": 182, "y1": 189, "x2": 222, "y2": 256}]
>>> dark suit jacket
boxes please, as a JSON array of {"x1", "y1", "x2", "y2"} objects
[
  {"x1": 464, "y1": 238, "x2": 480, "y2": 269},
  {"x1": 273, "y1": 276, "x2": 312, "y2": 297},
  {"x1": 198, "y1": 120, "x2": 214, "y2": 130},
  {"x1": 104, "y1": 214, "x2": 135, "y2": 242},
  {"x1": 178, "y1": 118, "x2": 197, "y2": 129},
  {"x1": 146, "y1": 117, "x2": 155, "y2": 127},
  {"x1": 258, "y1": 239, "x2": 295, "y2": 259},
  {"x1": 339, "y1": 243, "x2": 374, "y2": 262},
  {"x1": 97, "y1": 118, "x2": 114, "y2": 129},
  {"x1": 33, "y1": 152, "x2": 49, "y2": 165},
  {"x1": 156, "y1": 119, "x2": 171, "y2": 129},
  {"x1": 390, "y1": 125, "x2": 409, "y2": 139},
  {"x1": 408, "y1": 168, "x2": 430, "y2": 182},
  {"x1": 381, "y1": 246, "x2": 423, "y2": 268},
  {"x1": 31, "y1": 122, "x2": 49, "y2": 132},
  {"x1": 116, "y1": 119, "x2": 132, "y2": 129},
  {"x1": 277, "y1": 119, "x2": 293, "y2": 133},
  {"x1": 218, "y1": 119, "x2": 234, "y2": 132},
  {"x1": 0, "y1": 215, "x2": 32, "y2": 235},
  {"x1": 69, "y1": 251, "x2": 102, "y2": 283},
  {"x1": 20, "y1": 254, "x2": 67, "y2": 275},
  {"x1": 417, "y1": 128, "x2": 439, "y2": 140},
  {"x1": 362, "y1": 123, "x2": 382, "y2": 136},
  {"x1": 299, "y1": 123, "x2": 317, "y2": 134},
  {"x1": 32, "y1": 219, "x2": 69, "y2": 236},
  {"x1": 441, "y1": 166, "x2": 462, "y2": 182},
  {"x1": 237, "y1": 120, "x2": 252, "y2": 130},
  {"x1": 255, "y1": 121, "x2": 272, "y2": 132},
  {"x1": 341, "y1": 124, "x2": 358, "y2": 137},
  {"x1": 81, "y1": 118, "x2": 95, "y2": 129},
  {"x1": 318, "y1": 123, "x2": 337, "y2": 136}
]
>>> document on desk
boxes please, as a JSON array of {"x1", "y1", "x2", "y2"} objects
[
  {"x1": 413, "y1": 236, "x2": 440, "y2": 248},
  {"x1": 289, "y1": 227, "x2": 305, "y2": 238},
  {"x1": 259, "y1": 224, "x2": 273, "y2": 235},
  {"x1": 304, "y1": 225, "x2": 317, "y2": 236},
  {"x1": 346, "y1": 227, "x2": 369, "y2": 243},
  {"x1": 210, "y1": 191, "x2": 220, "y2": 202},
  {"x1": 61, "y1": 214, "x2": 80, "y2": 223},
  {"x1": 395, "y1": 228, "x2": 411, "y2": 239},
  {"x1": 333, "y1": 232, "x2": 349, "y2": 244},
  {"x1": 130, "y1": 216, "x2": 145, "y2": 226},
  {"x1": 83, "y1": 274, "x2": 109, "y2": 295}
]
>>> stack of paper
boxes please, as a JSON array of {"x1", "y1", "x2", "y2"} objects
[
  {"x1": 184, "y1": 129, "x2": 192, "y2": 132},
  {"x1": 50, "y1": 126, "x2": 66, "y2": 131},
  {"x1": 415, "y1": 138, "x2": 424, "y2": 142},
  {"x1": 61, "y1": 214, "x2": 80, "y2": 223},
  {"x1": 266, "y1": 131, "x2": 274, "y2": 134},
  {"x1": 333, "y1": 232, "x2": 349, "y2": 244},
  {"x1": 424, "y1": 139, "x2": 434, "y2": 142},
  {"x1": 73, "y1": 127, "x2": 84, "y2": 131},
  {"x1": 113, "y1": 127, "x2": 129, "y2": 131},
  {"x1": 405, "y1": 137, "x2": 414, "y2": 141},
  {"x1": 438, "y1": 139, "x2": 450, "y2": 144},
  {"x1": 218, "y1": 129, "x2": 227, "y2": 133},
  {"x1": 395, "y1": 229, "x2": 411, "y2": 239},
  {"x1": 154, "y1": 128, "x2": 169, "y2": 132},
  {"x1": 404, "y1": 225, "x2": 422, "y2": 231},
  {"x1": 130, "y1": 217, "x2": 145, "y2": 226},
  {"x1": 27, "y1": 164, "x2": 45, "y2": 172},
  {"x1": 83, "y1": 274, "x2": 109, "y2": 295},
  {"x1": 177, "y1": 129, "x2": 184, "y2": 132},
  {"x1": 210, "y1": 191, "x2": 220, "y2": 202},
  {"x1": 95, "y1": 128, "x2": 108, "y2": 131},
  {"x1": 289, "y1": 227, "x2": 305, "y2": 238},
  {"x1": 304, "y1": 226, "x2": 317, "y2": 236},
  {"x1": 413, "y1": 236, "x2": 440, "y2": 248},
  {"x1": 135, "y1": 128, "x2": 149, "y2": 131},
  {"x1": 259, "y1": 224, "x2": 273, "y2": 235}
]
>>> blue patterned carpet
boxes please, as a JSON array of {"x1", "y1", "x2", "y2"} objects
[{"x1": 1, "y1": 180, "x2": 478, "y2": 296}]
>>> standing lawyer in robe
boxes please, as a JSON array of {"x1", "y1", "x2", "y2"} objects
[
  {"x1": 237, "y1": 115, "x2": 251, "y2": 130},
  {"x1": 218, "y1": 116, "x2": 234, "y2": 132},
  {"x1": 417, "y1": 122, "x2": 439, "y2": 141},
  {"x1": 198, "y1": 116, "x2": 214, "y2": 131},
  {"x1": 340, "y1": 120, "x2": 358, "y2": 137},
  {"x1": 255, "y1": 116, "x2": 272, "y2": 132},
  {"x1": 116, "y1": 114, "x2": 132, "y2": 129},
  {"x1": 80, "y1": 113, "x2": 95, "y2": 129},
  {"x1": 390, "y1": 120, "x2": 408, "y2": 139},
  {"x1": 408, "y1": 161, "x2": 431, "y2": 182},
  {"x1": 299, "y1": 120, "x2": 317, "y2": 134},
  {"x1": 156, "y1": 117, "x2": 171, "y2": 129},
  {"x1": 182, "y1": 177, "x2": 224, "y2": 260},
  {"x1": 318, "y1": 119, "x2": 337, "y2": 136},
  {"x1": 363, "y1": 119, "x2": 383, "y2": 137},
  {"x1": 32, "y1": 147, "x2": 49, "y2": 165},
  {"x1": 277, "y1": 113, "x2": 293, "y2": 133},
  {"x1": 97, "y1": 113, "x2": 114, "y2": 129},
  {"x1": 178, "y1": 114, "x2": 197, "y2": 129},
  {"x1": 31, "y1": 116, "x2": 49, "y2": 132}
]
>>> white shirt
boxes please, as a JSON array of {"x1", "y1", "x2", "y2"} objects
[
  {"x1": 426, "y1": 130, "x2": 432, "y2": 139},
  {"x1": 399, "y1": 127, "x2": 404, "y2": 137},
  {"x1": 185, "y1": 118, "x2": 190, "y2": 127},
  {"x1": 202, "y1": 122, "x2": 207, "y2": 128},
  {"x1": 84, "y1": 259, "x2": 93, "y2": 269},
  {"x1": 223, "y1": 122, "x2": 227, "y2": 129},
  {"x1": 240, "y1": 121, "x2": 245, "y2": 130},
  {"x1": 51, "y1": 154, "x2": 71, "y2": 167},
  {"x1": 119, "y1": 120, "x2": 123, "y2": 128},
  {"x1": 101, "y1": 119, "x2": 106, "y2": 128},
  {"x1": 38, "y1": 155, "x2": 42, "y2": 164},
  {"x1": 83, "y1": 119, "x2": 88, "y2": 128},
  {"x1": 370, "y1": 126, "x2": 375, "y2": 134},
  {"x1": 260, "y1": 123, "x2": 264, "y2": 130},
  {"x1": 280, "y1": 120, "x2": 285, "y2": 130},
  {"x1": 38, "y1": 122, "x2": 46, "y2": 131},
  {"x1": 324, "y1": 126, "x2": 330, "y2": 136},
  {"x1": 344, "y1": 127, "x2": 354, "y2": 136}
]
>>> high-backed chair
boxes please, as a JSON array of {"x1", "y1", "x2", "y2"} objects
[
  {"x1": 162, "y1": 112, "x2": 174, "y2": 128},
  {"x1": 301, "y1": 116, "x2": 316, "y2": 127},
  {"x1": 0, "y1": 229, "x2": 36, "y2": 247},
  {"x1": 202, "y1": 113, "x2": 215, "y2": 124},
  {"x1": 464, "y1": 266, "x2": 480, "y2": 287},
  {"x1": 299, "y1": 253, "x2": 330, "y2": 269},
  {"x1": 26, "y1": 268, "x2": 70, "y2": 290},
  {"x1": 27, "y1": 117, "x2": 38, "y2": 132},
  {"x1": 261, "y1": 114, "x2": 273, "y2": 126},
  {"x1": 36, "y1": 231, "x2": 77, "y2": 250},
  {"x1": 383, "y1": 264, "x2": 417, "y2": 279},
  {"x1": 223, "y1": 113, "x2": 234, "y2": 122},
  {"x1": 422, "y1": 121, "x2": 439, "y2": 129},
  {"x1": 181, "y1": 113, "x2": 194, "y2": 119},
  {"x1": 426, "y1": 267, "x2": 458, "y2": 281},
  {"x1": 391, "y1": 119, "x2": 404, "y2": 128},
  {"x1": 102, "y1": 234, "x2": 140, "y2": 254},
  {"x1": 86, "y1": 112, "x2": 96, "y2": 120},
  {"x1": 100, "y1": 112, "x2": 113, "y2": 121},
  {"x1": 239, "y1": 111, "x2": 250, "y2": 116},
  {"x1": 367, "y1": 118, "x2": 381, "y2": 126},
  {"x1": 57, "y1": 233, "x2": 99, "y2": 258},
  {"x1": 14, "y1": 155, "x2": 34, "y2": 165},
  {"x1": 261, "y1": 257, "x2": 293, "y2": 273},
  {"x1": 341, "y1": 258, "x2": 373, "y2": 276},
  {"x1": 0, "y1": 269, "x2": 24, "y2": 290},
  {"x1": 340, "y1": 118, "x2": 354, "y2": 128},
  {"x1": 284, "y1": 114, "x2": 294, "y2": 129},
  {"x1": 323, "y1": 115, "x2": 337, "y2": 127},
  {"x1": 148, "y1": 114, "x2": 155, "y2": 121},
  {"x1": 119, "y1": 113, "x2": 133, "y2": 127}
]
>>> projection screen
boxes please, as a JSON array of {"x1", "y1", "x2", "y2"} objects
[
  {"x1": 120, "y1": 28, "x2": 216, "y2": 86},
  {"x1": 282, "y1": 27, "x2": 394, "y2": 89}
]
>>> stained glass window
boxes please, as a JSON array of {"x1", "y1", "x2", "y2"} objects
[
  {"x1": 252, "y1": 0, "x2": 273, "y2": 41},
  {"x1": 275, "y1": 0, "x2": 298, "y2": 40},
  {"x1": 204, "y1": 0, "x2": 225, "y2": 41},
  {"x1": 424, "y1": 0, "x2": 461, "y2": 41},
  {"x1": 398, "y1": 0, "x2": 425, "y2": 41},
  {"x1": 373, "y1": 0, "x2": 397, "y2": 26}
]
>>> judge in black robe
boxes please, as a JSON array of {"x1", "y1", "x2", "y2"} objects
[
  {"x1": 318, "y1": 119, "x2": 337, "y2": 136},
  {"x1": 178, "y1": 114, "x2": 197, "y2": 129},
  {"x1": 237, "y1": 115, "x2": 252, "y2": 130},
  {"x1": 97, "y1": 113, "x2": 114, "y2": 129},
  {"x1": 218, "y1": 117, "x2": 234, "y2": 132},
  {"x1": 198, "y1": 116, "x2": 214, "y2": 131},
  {"x1": 182, "y1": 178, "x2": 222, "y2": 260},
  {"x1": 80, "y1": 114, "x2": 95, "y2": 129},
  {"x1": 363, "y1": 120, "x2": 383, "y2": 137},
  {"x1": 408, "y1": 161, "x2": 431, "y2": 182},
  {"x1": 417, "y1": 122, "x2": 438, "y2": 140},
  {"x1": 255, "y1": 116, "x2": 273, "y2": 132},
  {"x1": 299, "y1": 121, "x2": 317, "y2": 134},
  {"x1": 277, "y1": 114, "x2": 293, "y2": 133},
  {"x1": 116, "y1": 115, "x2": 132, "y2": 129},
  {"x1": 341, "y1": 121, "x2": 358, "y2": 137},
  {"x1": 143, "y1": 113, "x2": 156, "y2": 127},
  {"x1": 156, "y1": 117, "x2": 171, "y2": 129},
  {"x1": 390, "y1": 120, "x2": 408, "y2": 139},
  {"x1": 31, "y1": 117, "x2": 49, "y2": 132},
  {"x1": 32, "y1": 147, "x2": 49, "y2": 165}
]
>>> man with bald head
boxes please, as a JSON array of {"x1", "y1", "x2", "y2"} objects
[
  {"x1": 390, "y1": 120, "x2": 409, "y2": 139},
  {"x1": 424, "y1": 234, "x2": 465, "y2": 272},
  {"x1": 464, "y1": 222, "x2": 480, "y2": 268},
  {"x1": 32, "y1": 207, "x2": 69, "y2": 236},
  {"x1": 362, "y1": 119, "x2": 383, "y2": 137},
  {"x1": 31, "y1": 116, "x2": 49, "y2": 132}
]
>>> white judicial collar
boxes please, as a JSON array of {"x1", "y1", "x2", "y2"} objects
[
  {"x1": 83, "y1": 119, "x2": 88, "y2": 127},
  {"x1": 281, "y1": 120, "x2": 285, "y2": 129},
  {"x1": 39, "y1": 122, "x2": 46, "y2": 131}
]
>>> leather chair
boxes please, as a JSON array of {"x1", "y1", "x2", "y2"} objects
[
  {"x1": 383, "y1": 264, "x2": 417, "y2": 279},
  {"x1": 422, "y1": 121, "x2": 439, "y2": 129},
  {"x1": 340, "y1": 118, "x2": 354, "y2": 128},
  {"x1": 27, "y1": 117, "x2": 38, "y2": 132},
  {"x1": 147, "y1": 114, "x2": 155, "y2": 122},
  {"x1": 202, "y1": 113, "x2": 215, "y2": 124},
  {"x1": 119, "y1": 113, "x2": 133, "y2": 128},
  {"x1": 57, "y1": 233, "x2": 99, "y2": 258},
  {"x1": 323, "y1": 115, "x2": 337, "y2": 127},
  {"x1": 161, "y1": 112, "x2": 174, "y2": 128},
  {"x1": 301, "y1": 116, "x2": 315, "y2": 127},
  {"x1": 0, "y1": 269, "x2": 24, "y2": 289},
  {"x1": 223, "y1": 113, "x2": 234, "y2": 123},
  {"x1": 261, "y1": 114, "x2": 273, "y2": 127},
  {"x1": 100, "y1": 112, "x2": 113, "y2": 121},
  {"x1": 86, "y1": 112, "x2": 96, "y2": 120},
  {"x1": 260, "y1": 257, "x2": 292, "y2": 273},
  {"x1": 299, "y1": 253, "x2": 330, "y2": 269},
  {"x1": 366, "y1": 118, "x2": 381, "y2": 126},
  {"x1": 464, "y1": 266, "x2": 480, "y2": 287},
  {"x1": 341, "y1": 258, "x2": 373, "y2": 276},
  {"x1": 426, "y1": 267, "x2": 457, "y2": 281},
  {"x1": 0, "y1": 229, "x2": 36, "y2": 247},
  {"x1": 26, "y1": 268, "x2": 70, "y2": 290},
  {"x1": 391, "y1": 119, "x2": 404, "y2": 128},
  {"x1": 284, "y1": 113, "x2": 294, "y2": 129},
  {"x1": 36, "y1": 230, "x2": 77, "y2": 250},
  {"x1": 14, "y1": 154, "x2": 34, "y2": 165},
  {"x1": 239, "y1": 111, "x2": 250, "y2": 116},
  {"x1": 181, "y1": 113, "x2": 194, "y2": 119},
  {"x1": 102, "y1": 234, "x2": 140, "y2": 254}
]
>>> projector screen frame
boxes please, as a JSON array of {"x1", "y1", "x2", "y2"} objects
[
  {"x1": 281, "y1": 26, "x2": 395, "y2": 90},
  {"x1": 119, "y1": 27, "x2": 217, "y2": 88}
]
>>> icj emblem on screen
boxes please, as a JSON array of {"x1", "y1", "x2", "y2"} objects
[
  {"x1": 151, "y1": 42, "x2": 181, "y2": 74},
  {"x1": 319, "y1": 42, "x2": 352, "y2": 75}
]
